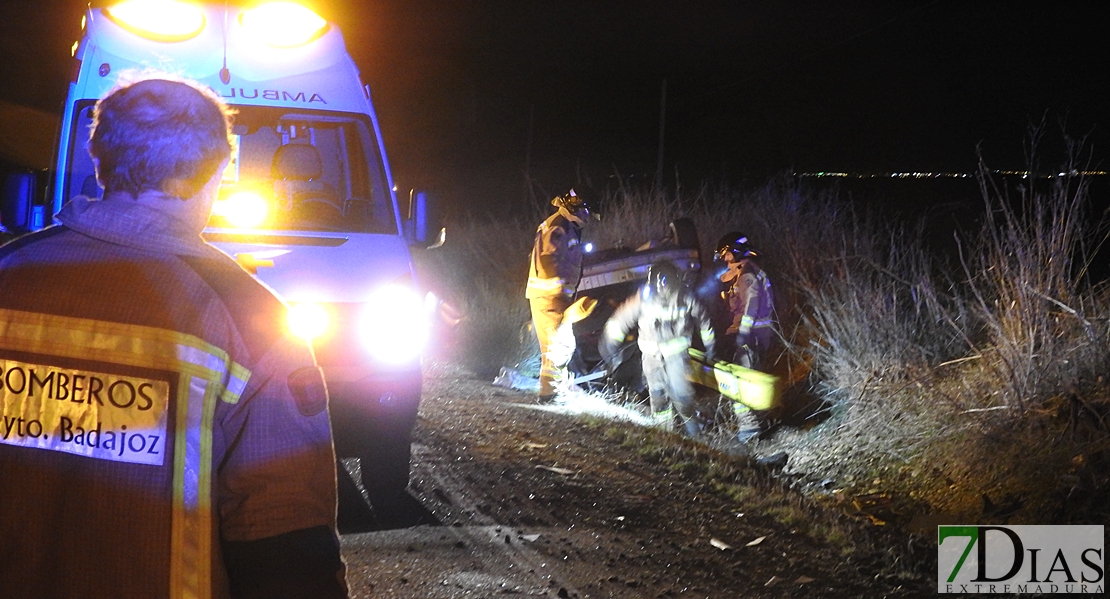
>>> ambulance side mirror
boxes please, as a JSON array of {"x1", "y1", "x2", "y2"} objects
[
  {"x1": 1, "y1": 171, "x2": 46, "y2": 234},
  {"x1": 402, "y1": 189, "x2": 432, "y2": 247}
]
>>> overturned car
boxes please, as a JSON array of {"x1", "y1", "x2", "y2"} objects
[{"x1": 565, "y1": 218, "x2": 709, "y2": 391}]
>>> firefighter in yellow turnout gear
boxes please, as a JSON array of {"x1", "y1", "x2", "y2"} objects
[
  {"x1": 602, "y1": 262, "x2": 715, "y2": 437},
  {"x1": 526, "y1": 190, "x2": 591, "y2": 400}
]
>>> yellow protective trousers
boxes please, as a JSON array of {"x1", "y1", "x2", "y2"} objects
[{"x1": 529, "y1": 295, "x2": 571, "y2": 396}]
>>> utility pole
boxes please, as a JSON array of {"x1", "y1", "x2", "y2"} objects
[
  {"x1": 523, "y1": 103, "x2": 535, "y2": 206},
  {"x1": 655, "y1": 78, "x2": 667, "y2": 194}
]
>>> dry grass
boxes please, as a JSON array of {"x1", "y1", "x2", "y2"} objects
[
  {"x1": 420, "y1": 155, "x2": 1110, "y2": 529},
  {"x1": 415, "y1": 216, "x2": 535, "y2": 377},
  {"x1": 764, "y1": 151, "x2": 1110, "y2": 526}
]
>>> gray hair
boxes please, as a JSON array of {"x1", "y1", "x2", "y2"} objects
[{"x1": 89, "y1": 77, "x2": 233, "y2": 199}]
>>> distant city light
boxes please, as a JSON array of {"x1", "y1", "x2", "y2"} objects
[{"x1": 795, "y1": 170, "x2": 1108, "y2": 179}]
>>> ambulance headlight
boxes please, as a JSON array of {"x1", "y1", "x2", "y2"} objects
[
  {"x1": 241, "y1": 2, "x2": 328, "y2": 48},
  {"x1": 288, "y1": 303, "x2": 330, "y2": 341},
  {"x1": 212, "y1": 191, "x2": 269, "y2": 228},
  {"x1": 105, "y1": 0, "x2": 206, "y2": 42},
  {"x1": 359, "y1": 285, "x2": 428, "y2": 364}
]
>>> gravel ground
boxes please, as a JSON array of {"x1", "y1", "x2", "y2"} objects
[{"x1": 339, "y1": 362, "x2": 934, "y2": 598}]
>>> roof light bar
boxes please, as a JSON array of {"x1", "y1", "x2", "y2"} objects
[
  {"x1": 241, "y1": 2, "x2": 328, "y2": 48},
  {"x1": 104, "y1": 0, "x2": 206, "y2": 42}
]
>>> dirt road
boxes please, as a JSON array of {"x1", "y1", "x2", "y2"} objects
[{"x1": 337, "y1": 363, "x2": 932, "y2": 598}]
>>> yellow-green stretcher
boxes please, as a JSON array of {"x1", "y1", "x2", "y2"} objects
[{"x1": 687, "y1": 348, "x2": 780, "y2": 411}]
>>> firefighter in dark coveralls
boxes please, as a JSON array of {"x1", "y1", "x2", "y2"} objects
[
  {"x1": 526, "y1": 190, "x2": 591, "y2": 400},
  {"x1": 602, "y1": 262, "x2": 716, "y2": 437},
  {"x1": 0, "y1": 78, "x2": 346, "y2": 598},
  {"x1": 716, "y1": 231, "x2": 776, "y2": 441}
]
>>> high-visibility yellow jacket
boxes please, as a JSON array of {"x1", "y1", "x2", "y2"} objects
[
  {"x1": 0, "y1": 198, "x2": 345, "y2": 599},
  {"x1": 525, "y1": 210, "x2": 584, "y2": 300}
]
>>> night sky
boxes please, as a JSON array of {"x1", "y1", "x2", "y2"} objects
[{"x1": 2, "y1": 0, "x2": 1107, "y2": 216}]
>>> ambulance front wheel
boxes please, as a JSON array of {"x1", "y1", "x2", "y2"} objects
[
  {"x1": 328, "y1": 375, "x2": 422, "y2": 506},
  {"x1": 355, "y1": 409, "x2": 417, "y2": 508}
]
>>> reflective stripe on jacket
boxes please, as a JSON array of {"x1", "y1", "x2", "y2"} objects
[
  {"x1": 604, "y1": 285, "x2": 715, "y2": 360},
  {"x1": 0, "y1": 198, "x2": 338, "y2": 599},
  {"x1": 724, "y1": 260, "x2": 774, "y2": 338}
]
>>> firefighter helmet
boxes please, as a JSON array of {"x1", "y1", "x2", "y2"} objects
[
  {"x1": 715, "y1": 231, "x2": 757, "y2": 262},
  {"x1": 551, "y1": 188, "x2": 590, "y2": 216},
  {"x1": 646, "y1": 261, "x2": 681, "y2": 300}
]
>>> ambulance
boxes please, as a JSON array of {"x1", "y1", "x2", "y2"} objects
[{"x1": 18, "y1": 1, "x2": 431, "y2": 505}]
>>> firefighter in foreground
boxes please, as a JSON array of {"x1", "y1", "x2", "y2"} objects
[
  {"x1": 0, "y1": 78, "x2": 346, "y2": 598},
  {"x1": 716, "y1": 231, "x2": 776, "y2": 441},
  {"x1": 526, "y1": 190, "x2": 591, "y2": 401},
  {"x1": 602, "y1": 262, "x2": 716, "y2": 437}
]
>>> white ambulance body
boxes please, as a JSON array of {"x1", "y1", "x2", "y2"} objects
[{"x1": 53, "y1": 1, "x2": 428, "y2": 502}]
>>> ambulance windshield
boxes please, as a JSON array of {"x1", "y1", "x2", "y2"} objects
[{"x1": 65, "y1": 102, "x2": 397, "y2": 235}]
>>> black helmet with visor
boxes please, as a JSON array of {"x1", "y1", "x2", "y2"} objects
[
  {"x1": 646, "y1": 261, "x2": 681, "y2": 300},
  {"x1": 714, "y1": 231, "x2": 757, "y2": 262}
]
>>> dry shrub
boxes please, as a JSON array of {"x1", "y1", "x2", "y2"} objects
[
  {"x1": 582, "y1": 188, "x2": 684, "y2": 250},
  {"x1": 453, "y1": 281, "x2": 536, "y2": 378},
  {"x1": 960, "y1": 157, "x2": 1107, "y2": 408},
  {"x1": 908, "y1": 154, "x2": 1110, "y2": 523},
  {"x1": 425, "y1": 162, "x2": 1110, "y2": 525},
  {"x1": 414, "y1": 216, "x2": 535, "y2": 376},
  {"x1": 769, "y1": 146, "x2": 1110, "y2": 525}
]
